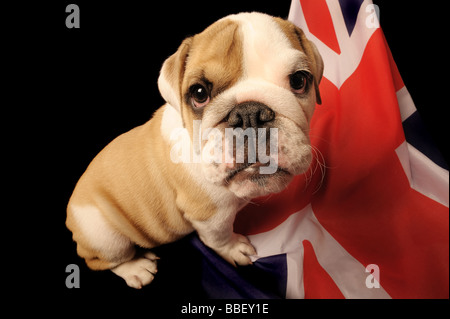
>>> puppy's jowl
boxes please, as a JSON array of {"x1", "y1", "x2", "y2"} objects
[{"x1": 66, "y1": 12, "x2": 323, "y2": 289}]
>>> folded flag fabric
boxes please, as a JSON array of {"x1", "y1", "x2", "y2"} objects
[{"x1": 191, "y1": 0, "x2": 449, "y2": 299}]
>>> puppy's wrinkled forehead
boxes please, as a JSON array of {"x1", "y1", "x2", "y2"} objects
[
  {"x1": 228, "y1": 13, "x2": 308, "y2": 82},
  {"x1": 187, "y1": 14, "x2": 297, "y2": 82},
  {"x1": 184, "y1": 12, "x2": 321, "y2": 97}
]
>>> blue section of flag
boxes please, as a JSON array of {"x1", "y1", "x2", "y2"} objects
[
  {"x1": 338, "y1": 0, "x2": 364, "y2": 36},
  {"x1": 189, "y1": 236, "x2": 287, "y2": 299},
  {"x1": 253, "y1": 254, "x2": 288, "y2": 298},
  {"x1": 403, "y1": 111, "x2": 449, "y2": 170}
]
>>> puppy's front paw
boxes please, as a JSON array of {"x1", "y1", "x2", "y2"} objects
[
  {"x1": 215, "y1": 233, "x2": 257, "y2": 267},
  {"x1": 111, "y1": 252, "x2": 159, "y2": 289}
]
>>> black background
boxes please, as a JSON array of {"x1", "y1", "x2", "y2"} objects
[{"x1": 7, "y1": 0, "x2": 448, "y2": 315}]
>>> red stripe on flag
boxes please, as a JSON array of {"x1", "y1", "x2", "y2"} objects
[
  {"x1": 302, "y1": 240, "x2": 345, "y2": 299},
  {"x1": 300, "y1": 0, "x2": 341, "y2": 54}
]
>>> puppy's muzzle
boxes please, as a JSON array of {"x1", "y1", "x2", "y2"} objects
[
  {"x1": 227, "y1": 101, "x2": 275, "y2": 129},
  {"x1": 223, "y1": 101, "x2": 277, "y2": 170}
]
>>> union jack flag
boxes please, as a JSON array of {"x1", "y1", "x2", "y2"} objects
[{"x1": 191, "y1": 0, "x2": 449, "y2": 298}]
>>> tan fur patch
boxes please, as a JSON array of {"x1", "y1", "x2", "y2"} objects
[
  {"x1": 158, "y1": 37, "x2": 193, "y2": 112},
  {"x1": 181, "y1": 18, "x2": 243, "y2": 138}
]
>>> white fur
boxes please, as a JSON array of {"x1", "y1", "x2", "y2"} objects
[
  {"x1": 190, "y1": 199, "x2": 254, "y2": 266},
  {"x1": 160, "y1": 104, "x2": 184, "y2": 141},
  {"x1": 230, "y1": 13, "x2": 309, "y2": 83},
  {"x1": 158, "y1": 65, "x2": 182, "y2": 112},
  {"x1": 71, "y1": 205, "x2": 134, "y2": 261},
  {"x1": 111, "y1": 252, "x2": 159, "y2": 289}
]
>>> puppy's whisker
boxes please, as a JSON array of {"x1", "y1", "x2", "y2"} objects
[{"x1": 302, "y1": 145, "x2": 327, "y2": 194}]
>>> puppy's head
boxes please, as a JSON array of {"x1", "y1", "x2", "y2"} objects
[{"x1": 158, "y1": 12, "x2": 323, "y2": 199}]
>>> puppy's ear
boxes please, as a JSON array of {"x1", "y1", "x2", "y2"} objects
[
  {"x1": 307, "y1": 41, "x2": 323, "y2": 105},
  {"x1": 158, "y1": 37, "x2": 193, "y2": 111},
  {"x1": 294, "y1": 27, "x2": 324, "y2": 105}
]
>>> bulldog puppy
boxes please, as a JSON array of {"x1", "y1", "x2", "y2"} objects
[{"x1": 66, "y1": 12, "x2": 323, "y2": 289}]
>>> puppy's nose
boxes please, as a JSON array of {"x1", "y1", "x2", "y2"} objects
[{"x1": 227, "y1": 102, "x2": 275, "y2": 129}]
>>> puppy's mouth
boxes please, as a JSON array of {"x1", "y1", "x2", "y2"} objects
[
  {"x1": 222, "y1": 161, "x2": 294, "y2": 199},
  {"x1": 225, "y1": 162, "x2": 290, "y2": 185}
]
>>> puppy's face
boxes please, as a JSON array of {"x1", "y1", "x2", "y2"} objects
[{"x1": 158, "y1": 13, "x2": 323, "y2": 199}]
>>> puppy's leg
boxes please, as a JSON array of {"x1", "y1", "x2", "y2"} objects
[
  {"x1": 67, "y1": 204, "x2": 158, "y2": 288},
  {"x1": 191, "y1": 208, "x2": 256, "y2": 266}
]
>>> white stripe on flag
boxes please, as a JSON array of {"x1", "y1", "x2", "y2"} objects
[
  {"x1": 396, "y1": 142, "x2": 450, "y2": 207},
  {"x1": 249, "y1": 204, "x2": 391, "y2": 299},
  {"x1": 397, "y1": 87, "x2": 417, "y2": 122}
]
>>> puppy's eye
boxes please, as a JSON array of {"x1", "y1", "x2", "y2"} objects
[
  {"x1": 289, "y1": 71, "x2": 310, "y2": 94},
  {"x1": 190, "y1": 84, "x2": 210, "y2": 108}
]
